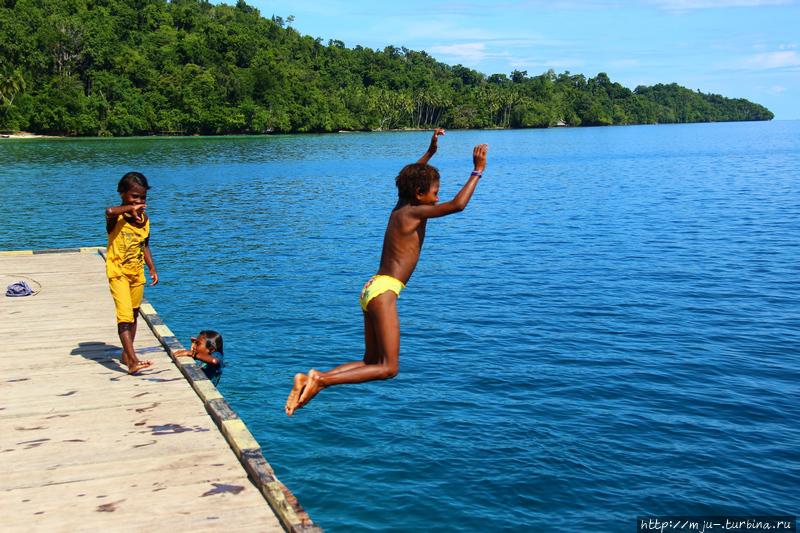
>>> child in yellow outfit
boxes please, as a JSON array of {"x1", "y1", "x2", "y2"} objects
[{"x1": 105, "y1": 172, "x2": 159, "y2": 374}]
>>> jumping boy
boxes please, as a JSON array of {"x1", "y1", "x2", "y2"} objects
[{"x1": 285, "y1": 130, "x2": 488, "y2": 415}]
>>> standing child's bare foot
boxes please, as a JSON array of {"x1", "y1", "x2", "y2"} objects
[
  {"x1": 128, "y1": 359, "x2": 154, "y2": 375},
  {"x1": 285, "y1": 373, "x2": 308, "y2": 416},
  {"x1": 120, "y1": 350, "x2": 152, "y2": 368},
  {"x1": 294, "y1": 369, "x2": 324, "y2": 414}
]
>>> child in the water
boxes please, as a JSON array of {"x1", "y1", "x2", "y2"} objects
[
  {"x1": 285, "y1": 129, "x2": 488, "y2": 415},
  {"x1": 174, "y1": 330, "x2": 225, "y2": 385},
  {"x1": 105, "y1": 172, "x2": 159, "y2": 374}
]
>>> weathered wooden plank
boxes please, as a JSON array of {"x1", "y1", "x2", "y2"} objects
[
  {"x1": 2, "y1": 503, "x2": 283, "y2": 533},
  {"x1": 3, "y1": 449, "x2": 245, "y2": 490},
  {"x1": 1, "y1": 474, "x2": 284, "y2": 532}
]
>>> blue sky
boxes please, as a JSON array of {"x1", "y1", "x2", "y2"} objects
[{"x1": 242, "y1": 0, "x2": 799, "y2": 119}]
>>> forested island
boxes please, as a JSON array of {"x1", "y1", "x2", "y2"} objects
[{"x1": 0, "y1": 0, "x2": 774, "y2": 136}]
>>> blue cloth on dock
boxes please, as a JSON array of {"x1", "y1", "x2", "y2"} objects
[{"x1": 6, "y1": 281, "x2": 34, "y2": 297}]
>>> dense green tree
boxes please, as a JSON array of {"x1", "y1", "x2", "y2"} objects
[{"x1": 0, "y1": 0, "x2": 773, "y2": 135}]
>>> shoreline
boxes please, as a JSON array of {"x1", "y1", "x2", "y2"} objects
[
  {"x1": 0, "y1": 118, "x2": 785, "y2": 140},
  {"x1": 0, "y1": 132, "x2": 63, "y2": 139}
]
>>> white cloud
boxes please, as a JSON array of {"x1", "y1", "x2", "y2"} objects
[
  {"x1": 485, "y1": 37, "x2": 578, "y2": 48},
  {"x1": 429, "y1": 43, "x2": 491, "y2": 63},
  {"x1": 743, "y1": 50, "x2": 800, "y2": 69},
  {"x1": 392, "y1": 20, "x2": 495, "y2": 42},
  {"x1": 607, "y1": 58, "x2": 642, "y2": 69},
  {"x1": 769, "y1": 85, "x2": 788, "y2": 93},
  {"x1": 649, "y1": 0, "x2": 792, "y2": 10},
  {"x1": 522, "y1": 0, "x2": 622, "y2": 7},
  {"x1": 494, "y1": 0, "x2": 791, "y2": 9},
  {"x1": 509, "y1": 57, "x2": 588, "y2": 70}
]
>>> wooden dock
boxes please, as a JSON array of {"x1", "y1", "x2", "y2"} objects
[{"x1": 0, "y1": 249, "x2": 318, "y2": 532}]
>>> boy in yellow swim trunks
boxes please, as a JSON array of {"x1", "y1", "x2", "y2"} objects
[
  {"x1": 105, "y1": 172, "x2": 159, "y2": 374},
  {"x1": 286, "y1": 130, "x2": 489, "y2": 415}
]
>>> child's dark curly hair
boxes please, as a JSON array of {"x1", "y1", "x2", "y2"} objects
[
  {"x1": 395, "y1": 163, "x2": 440, "y2": 201},
  {"x1": 117, "y1": 172, "x2": 150, "y2": 193}
]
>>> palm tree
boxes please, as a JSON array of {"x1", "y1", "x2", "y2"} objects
[{"x1": 0, "y1": 69, "x2": 27, "y2": 114}]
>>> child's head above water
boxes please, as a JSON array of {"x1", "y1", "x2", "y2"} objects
[
  {"x1": 117, "y1": 172, "x2": 150, "y2": 194},
  {"x1": 192, "y1": 330, "x2": 224, "y2": 357},
  {"x1": 396, "y1": 163, "x2": 440, "y2": 202}
]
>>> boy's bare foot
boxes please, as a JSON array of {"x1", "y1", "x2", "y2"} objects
[
  {"x1": 285, "y1": 373, "x2": 308, "y2": 416},
  {"x1": 294, "y1": 369, "x2": 324, "y2": 414}
]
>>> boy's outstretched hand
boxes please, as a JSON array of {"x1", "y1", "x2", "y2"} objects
[
  {"x1": 429, "y1": 128, "x2": 445, "y2": 153},
  {"x1": 473, "y1": 144, "x2": 488, "y2": 173},
  {"x1": 418, "y1": 128, "x2": 445, "y2": 164}
]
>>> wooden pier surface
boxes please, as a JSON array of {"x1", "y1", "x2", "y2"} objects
[{"x1": 0, "y1": 250, "x2": 311, "y2": 532}]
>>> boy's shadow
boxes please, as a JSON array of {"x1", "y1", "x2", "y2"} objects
[{"x1": 70, "y1": 341, "x2": 128, "y2": 374}]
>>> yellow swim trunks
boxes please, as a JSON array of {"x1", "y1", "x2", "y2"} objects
[{"x1": 359, "y1": 275, "x2": 405, "y2": 312}]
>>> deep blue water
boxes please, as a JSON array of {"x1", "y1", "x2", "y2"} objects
[{"x1": 2, "y1": 122, "x2": 799, "y2": 531}]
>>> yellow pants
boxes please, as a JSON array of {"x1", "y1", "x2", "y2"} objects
[{"x1": 108, "y1": 274, "x2": 144, "y2": 323}]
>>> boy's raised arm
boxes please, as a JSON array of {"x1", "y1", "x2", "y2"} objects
[
  {"x1": 414, "y1": 143, "x2": 488, "y2": 219},
  {"x1": 105, "y1": 204, "x2": 145, "y2": 221},
  {"x1": 105, "y1": 204, "x2": 145, "y2": 233},
  {"x1": 417, "y1": 128, "x2": 445, "y2": 165}
]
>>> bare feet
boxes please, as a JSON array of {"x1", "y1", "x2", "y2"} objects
[
  {"x1": 285, "y1": 373, "x2": 308, "y2": 416},
  {"x1": 127, "y1": 359, "x2": 154, "y2": 375},
  {"x1": 120, "y1": 348, "x2": 154, "y2": 372},
  {"x1": 294, "y1": 369, "x2": 324, "y2": 414}
]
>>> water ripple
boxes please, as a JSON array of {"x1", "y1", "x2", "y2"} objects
[{"x1": 2, "y1": 122, "x2": 799, "y2": 531}]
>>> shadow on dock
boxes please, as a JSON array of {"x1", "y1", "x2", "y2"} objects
[
  {"x1": 70, "y1": 343, "x2": 200, "y2": 384},
  {"x1": 70, "y1": 342, "x2": 128, "y2": 373}
]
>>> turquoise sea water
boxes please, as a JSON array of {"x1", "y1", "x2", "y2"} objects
[{"x1": 2, "y1": 122, "x2": 799, "y2": 531}]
